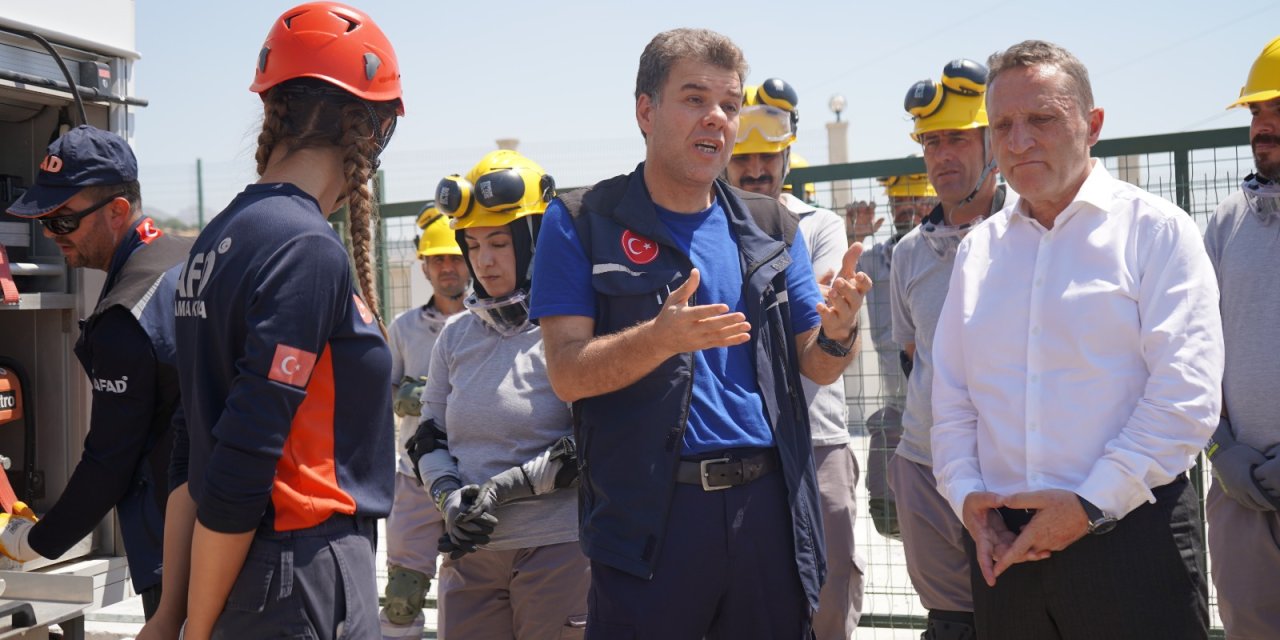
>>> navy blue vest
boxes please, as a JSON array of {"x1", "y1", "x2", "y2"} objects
[
  {"x1": 74, "y1": 220, "x2": 189, "y2": 591},
  {"x1": 559, "y1": 165, "x2": 827, "y2": 609}
]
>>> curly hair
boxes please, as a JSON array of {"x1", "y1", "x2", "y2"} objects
[{"x1": 254, "y1": 80, "x2": 399, "y2": 330}]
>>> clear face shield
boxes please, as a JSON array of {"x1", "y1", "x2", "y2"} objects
[
  {"x1": 1242, "y1": 172, "x2": 1280, "y2": 222},
  {"x1": 465, "y1": 289, "x2": 531, "y2": 337}
]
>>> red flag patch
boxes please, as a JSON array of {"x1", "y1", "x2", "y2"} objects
[
  {"x1": 136, "y1": 218, "x2": 163, "y2": 244},
  {"x1": 621, "y1": 230, "x2": 659, "y2": 265},
  {"x1": 268, "y1": 344, "x2": 318, "y2": 388}
]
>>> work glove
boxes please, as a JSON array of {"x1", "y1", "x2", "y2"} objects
[
  {"x1": 1208, "y1": 416, "x2": 1275, "y2": 511},
  {"x1": 393, "y1": 376, "x2": 428, "y2": 418},
  {"x1": 435, "y1": 479, "x2": 497, "y2": 554},
  {"x1": 0, "y1": 501, "x2": 40, "y2": 562},
  {"x1": 1251, "y1": 443, "x2": 1280, "y2": 510},
  {"x1": 458, "y1": 467, "x2": 534, "y2": 523}
]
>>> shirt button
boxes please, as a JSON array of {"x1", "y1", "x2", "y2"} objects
[
  {"x1": 1035, "y1": 277, "x2": 1044, "y2": 286},
  {"x1": 1030, "y1": 373, "x2": 1040, "y2": 383},
  {"x1": 1031, "y1": 326, "x2": 1041, "y2": 335},
  {"x1": 1028, "y1": 421, "x2": 1038, "y2": 431}
]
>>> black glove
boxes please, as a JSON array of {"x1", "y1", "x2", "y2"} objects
[
  {"x1": 1208, "y1": 416, "x2": 1275, "y2": 511},
  {"x1": 440, "y1": 484, "x2": 498, "y2": 550},
  {"x1": 1251, "y1": 443, "x2": 1280, "y2": 509}
]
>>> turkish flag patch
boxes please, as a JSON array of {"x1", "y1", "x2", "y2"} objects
[
  {"x1": 353, "y1": 294, "x2": 375, "y2": 324},
  {"x1": 621, "y1": 230, "x2": 659, "y2": 265},
  {"x1": 136, "y1": 218, "x2": 163, "y2": 244},
  {"x1": 268, "y1": 344, "x2": 318, "y2": 388}
]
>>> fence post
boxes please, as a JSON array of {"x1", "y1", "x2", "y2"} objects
[{"x1": 1174, "y1": 148, "x2": 1192, "y2": 214}]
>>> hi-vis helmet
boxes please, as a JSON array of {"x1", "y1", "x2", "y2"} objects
[
  {"x1": 435, "y1": 150, "x2": 556, "y2": 230},
  {"x1": 903, "y1": 59, "x2": 989, "y2": 141},
  {"x1": 784, "y1": 152, "x2": 818, "y2": 202},
  {"x1": 879, "y1": 173, "x2": 937, "y2": 198},
  {"x1": 734, "y1": 78, "x2": 799, "y2": 155},
  {"x1": 415, "y1": 207, "x2": 462, "y2": 257},
  {"x1": 1229, "y1": 35, "x2": 1280, "y2": 109},
  {"x1": 250, "y1": 2, "x2": 403, "y2": 114}
]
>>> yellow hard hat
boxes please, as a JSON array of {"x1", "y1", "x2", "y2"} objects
[
  {"x1": 1229, "y1": 35, "x2": 1280, "y2": 109},
  {"x1": 415, "y1": 207, "x2": 462, "y2": 257},
  {"x1": 436, "y1": 150, "x2": 556, "y2": 230},
  {"x1": 904, "y1": 59, "x2": 989, "y2": 142},
  {"x1": 879, "y1": 173, "x2": 936, "y2": 198},
  {"x1": 734, "y1": 78, "x2": 799, "y2": 155},
  {"x1": 784, "y1": 152, "x2": 818, "y2": 202}
]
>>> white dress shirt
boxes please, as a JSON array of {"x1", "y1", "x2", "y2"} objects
[{"x1": 931, "y1": 161, "x2": 1223, "y2": 521}]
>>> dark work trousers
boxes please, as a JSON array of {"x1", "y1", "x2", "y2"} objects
[
  {"x1": 966, "y1": 476, "x2": 1208, "y2": 640},
  {"x1": 586, "y1": 468, "x2": 812, "y2": 639},
  {"x1": 211, "y1": 515, "x2": 381, "y2": 640}
]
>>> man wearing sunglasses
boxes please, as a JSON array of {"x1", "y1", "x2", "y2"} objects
[
  {"x1": 930, "y1": 41, "x2": 1220, "y2": 639},
  {"x1": 886, "y1": 58, "x2": 1011, "y2": 640},
  {"x1": 2, "y1": 125, "x2": 189, "y2": 619},
  {"x1": 724, "y1": 77, "x2": 865, "y2": 640},
  {"x1": 1203, "y1": 35, "x2": 1280, "y2": 640}
]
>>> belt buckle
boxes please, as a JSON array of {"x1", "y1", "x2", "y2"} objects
[{"x1": 700, "y1": 457, "x2": 732, "y2": 491}]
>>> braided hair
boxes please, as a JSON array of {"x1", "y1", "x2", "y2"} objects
[{"x1": 254, "y1": 79, "x2": 399, "y2": 330}]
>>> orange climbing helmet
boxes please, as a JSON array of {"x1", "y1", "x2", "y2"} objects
[{"x1": 249, "y1": 2, "x2": 404, "y2": 114}]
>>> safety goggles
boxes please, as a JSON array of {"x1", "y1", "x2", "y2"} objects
[
  {"x1": 464, "y1": 289, "x2": 530, "y2": 337},
  {"x1": 38, "y1": 193, "x2": 125, "y2": 236},
  {"x1": 737, "y1": 104, "x2": 795, "y2": 144},
  {"x1": 1243, "y1": 172, "x2": 1280, "y2": 221},
  {"x1": 437, "y1": 169, "x2": 553, "y2": 220}
]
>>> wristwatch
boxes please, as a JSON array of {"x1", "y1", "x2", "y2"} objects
[
  {"x1": 1076, "y1": 494, "x2": 1118, "y2": 535},
  {"x1": 816, "y1": 325, "x2": 858, "y2": 358}
]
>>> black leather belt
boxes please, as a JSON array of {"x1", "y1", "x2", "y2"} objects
[{"x1": 676, "y1": 449, "x2": 780, "y2": 491}]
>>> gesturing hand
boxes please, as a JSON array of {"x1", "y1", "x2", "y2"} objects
[
  {"x1": 816, "y1": 243, "x2": 872, "y2": 343},
  {"x1": 653, "y1": 268, "x2": 751, "y2": 355}
]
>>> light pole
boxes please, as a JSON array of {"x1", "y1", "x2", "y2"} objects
[{"x1": 826, "y1": 94, "x2": 851, "y2": 207}]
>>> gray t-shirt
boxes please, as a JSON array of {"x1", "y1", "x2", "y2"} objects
[
  {"x1": 858, "y1": 238, "x2": 907, "y2": 412},
  {"x1": 1204, "y1": 191, "x2": 1280, "y2": 452},
  {"x1": 422, "y1": 312, "x2": 578, "y2": 551},
  {"x1": 388, "y1": 300, "x2": 450, "y2": 476},
  {"x1": 783, "y1": 193, "x2": 852, "y2": 446},
  {"x1": 892, "y1": 188, "x2": 1012, "y2": 466}
]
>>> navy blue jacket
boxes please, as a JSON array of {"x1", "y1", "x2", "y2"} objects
[
  {"x1": 558, "y1": 165, "x2": 827, "y2": 609},
  {"x1": 32, "y1": 218, "x2": 188, "y2": 592}
]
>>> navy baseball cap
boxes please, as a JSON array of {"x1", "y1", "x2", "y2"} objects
[{"x1": 6, "y1": 125, "x2": 138, "y2": 218}]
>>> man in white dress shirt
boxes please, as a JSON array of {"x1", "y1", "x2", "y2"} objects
[{"x1": 930, "y1": 39, "x2": 1223, "y2": 639}]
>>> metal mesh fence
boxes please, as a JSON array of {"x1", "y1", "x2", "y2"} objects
[{"x1": 375, "y1": 126, "x2": 1251, "y2": 637}]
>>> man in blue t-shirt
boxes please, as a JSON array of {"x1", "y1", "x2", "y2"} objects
[{"x1": 530, "y1": 28, "x2": 871, "y2": 639}]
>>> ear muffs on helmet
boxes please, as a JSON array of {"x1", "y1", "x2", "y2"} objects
[
  {"x1": 905, "y1": 59, "x2": 990, "y2": 141},
  {"x1": 441, "y1": 150, "x2": 556, "y2": 231},
  {"x1": 436, "y1": 175, "x2": 473, "y2": 219}
]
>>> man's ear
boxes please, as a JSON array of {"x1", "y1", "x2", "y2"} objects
[
  {"x1": 104, "y1": 196, "x2": 134, "y2": 232},
  {"x1": 636, "y1": 93, "x2": 655, "y2": 138}
]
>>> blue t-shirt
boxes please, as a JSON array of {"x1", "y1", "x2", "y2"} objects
[{"x1": 530, "y1": 196, "x2": 823, "y2": 453}]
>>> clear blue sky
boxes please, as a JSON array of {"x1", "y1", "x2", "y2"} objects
[{"x1": 131, "y1": 0, "x2": 1278, "y2": 220}]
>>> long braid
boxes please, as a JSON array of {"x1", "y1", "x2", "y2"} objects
[
  {"x1": 338, "y1": 101, "x2": 385, "y2": 332},
  {"x1": 255, "y1": 90, "x2": 291, "y2": 177}
]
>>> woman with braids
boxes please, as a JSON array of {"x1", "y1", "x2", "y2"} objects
[{"x1": 137, "y1": 4, "x2": 401, "y2": 639}]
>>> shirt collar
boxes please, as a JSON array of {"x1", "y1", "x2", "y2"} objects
[
  {"x1": 1011, "y1": 159, "x2": 1112, "y2": 227},
  {"x1": 779, "y1": 192, "x2": 815, "y2": 216}
]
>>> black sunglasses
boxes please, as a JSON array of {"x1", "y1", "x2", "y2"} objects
[{"x1": 39, "y1": 193, "x2": 125, "y2": 236}]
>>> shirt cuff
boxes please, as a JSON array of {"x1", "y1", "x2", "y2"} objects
[
  {"x1": 942, "y1": 477, "x2": 988, "y2": 523},
  {"x1": 1075, "y1": 463, "x2": 1156, "y2": 519}
]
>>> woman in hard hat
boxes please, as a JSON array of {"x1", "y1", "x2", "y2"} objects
[
  {"x1": 138, "y1": 3, "x2": 402, "y2": 638},
  {"x1": 409, "y1": 150, "x2": 588, "y2": 638}
]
